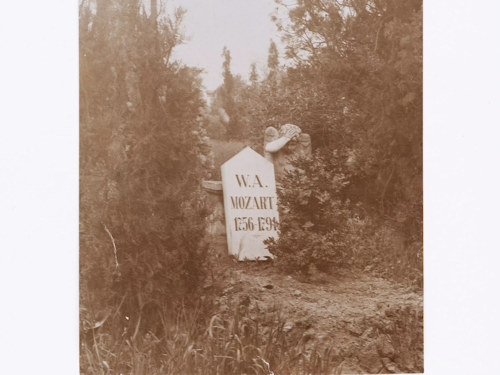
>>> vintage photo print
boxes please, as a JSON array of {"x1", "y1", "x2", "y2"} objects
[
  {"x1": 4, "y1": 1, "x2": 500, "y2": 374},
  {"x1": 79, "y1": 0, "x2": 422, "y2": 373}
]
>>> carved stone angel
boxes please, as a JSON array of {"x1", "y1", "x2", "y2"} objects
[{"x1": 264, "y1": 124, "x2": 312, "y2": 180}]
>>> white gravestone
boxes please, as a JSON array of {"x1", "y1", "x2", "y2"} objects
[{"x1": 221, "y1": 147, "x2": 279, "y2": 260}]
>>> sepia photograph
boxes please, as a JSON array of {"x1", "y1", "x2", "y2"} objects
[
  {"x1": 79, "y1": 0, "x2": 422, "y2": 374},
  {"x1": 4, "y1": 0, "x2": 500, "y2": 374}
]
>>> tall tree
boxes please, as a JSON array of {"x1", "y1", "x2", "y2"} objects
[
  {"x1": 249, "y1": 62, "x2": 259, "y2": 86},
  {"x1": 263, "y1": 0, "x2": 423, "y2": 280},
  {"x1": 267, "y1": 39, "x2": 279, "y2": 86},
  {"x1": 221, "y1": 46, "x2": 234, "y2": 94},
  {"x1": 272, "y1": 0, "x2": 422, "y2": 219},
  {"x1": 218, "y1": 46, "x2": 241, "y2": 138},
  {"x1": 150, "y1": 0, "x2": 157, "y2": 23},
  {"x1": 80, "y1": 0, "x2": 209, "y2": 335}
]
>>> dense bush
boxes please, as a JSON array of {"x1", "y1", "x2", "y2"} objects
[
  {"x1": 266, "y1": 151, "x2": 357, "y2": 274},
  {"x1": 80, "y1": 0, "x2": 210, "y2": 337}
]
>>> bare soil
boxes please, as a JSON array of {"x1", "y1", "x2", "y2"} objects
[{"x1": 208, "y1": 258, "x2": 423, "y2": 374}]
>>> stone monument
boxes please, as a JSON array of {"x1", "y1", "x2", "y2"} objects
[
  {"x1": 263, "y1": 123, "x2": 312, "y2": 180},
  {"x1": 221, "y1": 147, "x2": 279, "y2": 260}
]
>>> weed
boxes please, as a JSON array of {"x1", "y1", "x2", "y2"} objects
[{"x1": 80, "y1": 296, "x2": 342, "y2": 375}]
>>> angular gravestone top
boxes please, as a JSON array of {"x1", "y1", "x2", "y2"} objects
[{"x1": 221, "y1": 147, "x2": 279, "y2": 260}]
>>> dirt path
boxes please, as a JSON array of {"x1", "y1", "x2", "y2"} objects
[{"x1": 211, "y1": 260, "x2": 423, "y2": 374}]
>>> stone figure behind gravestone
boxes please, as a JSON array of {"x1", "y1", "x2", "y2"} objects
[{"x1": 264, "y1": 124, "x2": 312, "y2": 180}]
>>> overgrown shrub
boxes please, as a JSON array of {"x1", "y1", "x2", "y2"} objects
[
  {"x1": 80, "y1": 0, "x2": 210, "y2": 338},
  {"x1": 265, "y1": 149, "x2": 422, "y2": 284},
  {"x1": 266, "y1": 150, "x2": 357, "y2": 274},
  {"x1": 348, "y1": 216, "x2": 423, "y2": 287}
]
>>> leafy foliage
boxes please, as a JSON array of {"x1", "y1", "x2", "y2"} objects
[
  {"x1": 266, "y1": 151, "x2": 357, "y2": 274},
  {"x1": 261, "y1": 0, "x2": 423, "y2": 280},
  {"x1": 272, "y1": 0, "x2": 423, "y2": 220},
  {"x1": 80, "y1": 0, "x2": 210, "y2": 335}
]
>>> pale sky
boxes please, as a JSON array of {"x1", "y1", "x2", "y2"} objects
[{"x1": 166, "y1": 0, "x2": 282, "y2": 91}]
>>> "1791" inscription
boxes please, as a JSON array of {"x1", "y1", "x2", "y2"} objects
[{"x1": 233, "y1": 216, "x2": 279, "y2": 232}]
